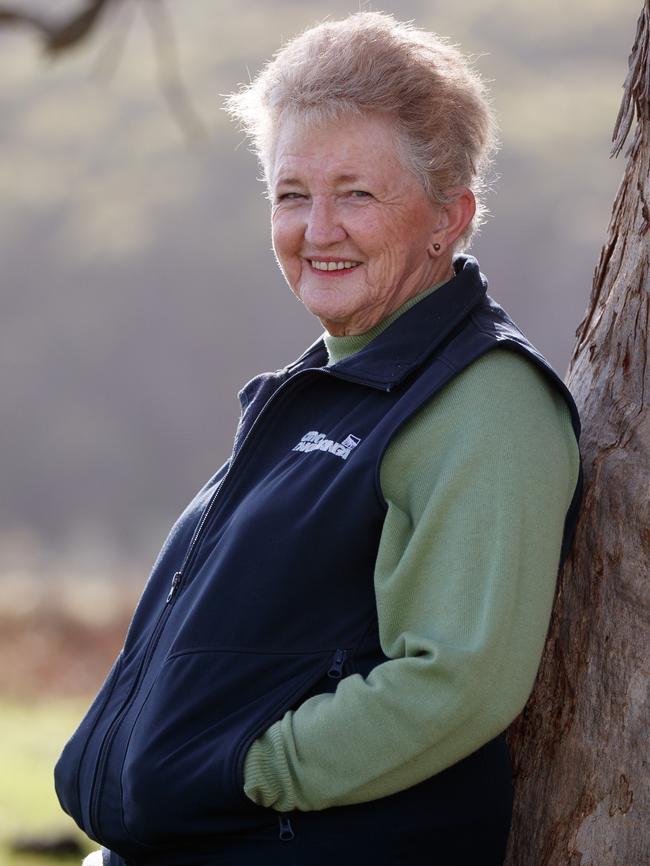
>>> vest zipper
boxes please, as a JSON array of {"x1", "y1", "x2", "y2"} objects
[
  {"x1": 278, "y1": 816, "x2": 295, "y2": 841},
  {"x1": 327, "y1": 648, "x2": 348, "y2": 679},
  {"x1": 88, "y1": 598, "x2": 174, "y2": 842},
  {"x1": 166, "y1": 571, "x2": 182, "y2": 603},
  {"x1": 87, "y1": 370, "x2": 322, "y2": 844},
  {"x1": 169, "y1": 369, "x2": 324, "y2": 586}
]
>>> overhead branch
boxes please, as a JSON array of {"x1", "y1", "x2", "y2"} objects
[
  {"x1": 93, "y1": 0, "x2": 135, "y2": 81},
  {"x1": 0, "y1": 0, "x2": 114, "y2": 55},
  {"x1": 0, "y1": 0, "x2": 209, "y2": 145},
  {"x1": 141, "y1": 0, "x2": 210, "y2": 143}
]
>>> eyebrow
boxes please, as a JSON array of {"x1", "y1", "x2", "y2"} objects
[{"x1": 274, "y1": 173, "x2": 364, "y2": 187}]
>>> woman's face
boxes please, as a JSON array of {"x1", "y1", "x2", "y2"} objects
[{"x1": 270, "y1": 112, "x2": 453, "y2": 336}]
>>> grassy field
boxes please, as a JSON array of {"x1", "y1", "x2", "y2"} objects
[
  {"x1": 0, "y1": 698, "x2": 95, "y2": 866},
  {"x1": 0, "y1": 577, "x2": 135, "y2": 866}
]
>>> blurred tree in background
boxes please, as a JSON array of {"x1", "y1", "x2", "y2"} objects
[
  {"x1": 0, "y1": 0, "x2": 635, "y2": 572},
  {"x1": 0, "y1": 0, "x2": 208, "y2": 140}
]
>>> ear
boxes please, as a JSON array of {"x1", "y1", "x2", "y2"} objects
[{"x1": 427, "y1": 187, "x2": 476, "y2": 256}]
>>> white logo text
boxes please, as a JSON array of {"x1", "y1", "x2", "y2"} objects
[{"x1": 292, "y1": 431, "x2": 361, "y2": 460}]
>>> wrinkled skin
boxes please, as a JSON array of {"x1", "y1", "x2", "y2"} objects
[{"x1": 270, "y1": 112, "x2": 475, "y2": 336}]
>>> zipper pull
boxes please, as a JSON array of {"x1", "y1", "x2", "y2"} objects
[
  {"x1": 327, "y1": 648, "x2": 347, "y2": 679},
  {"x1": 278, "y1": 816, "x2": 295, "y2": 841},
  {"x1": 166, "y1": 572, "x2": 182, "y2": 604}
]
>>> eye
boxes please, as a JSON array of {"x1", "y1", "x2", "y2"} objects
[
  {"x1": 276, "y1": 192, "x2": 306, "y2": 202},
  {"x1": 349, "y1": 190, "x2": 371, "y2": 198}
]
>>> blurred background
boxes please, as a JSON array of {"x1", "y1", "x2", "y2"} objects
[{"x1": 0, "y1": 0, "x2": 640, "y2": 861}]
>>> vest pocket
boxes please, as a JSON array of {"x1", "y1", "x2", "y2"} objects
[{"x1": 119, "y1": 647, "x2": 340, "y2": 846}]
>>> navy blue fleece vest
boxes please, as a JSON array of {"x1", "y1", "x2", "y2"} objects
[{"x1": 55, "y1": 256, "x2": 581, "y2": 866}]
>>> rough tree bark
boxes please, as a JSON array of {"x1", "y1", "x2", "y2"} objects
[{"x1": 505, "y1": 3, "x2": 650, "y2": 865}]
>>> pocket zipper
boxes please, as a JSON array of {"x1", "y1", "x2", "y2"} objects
[
  {"x1": 327, "y1": 648, "x2": 348, "y2": 679},
  {"x1": 278, "y1": 815, "x2": 295, "y2": 841},
  {"x1": 233, "y1": 647, "x2": 350, "y2": 803}
]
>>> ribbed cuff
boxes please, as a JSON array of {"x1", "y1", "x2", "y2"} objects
[{"x1": 242, "y1": 723, "x2": 295, "y2": 811}]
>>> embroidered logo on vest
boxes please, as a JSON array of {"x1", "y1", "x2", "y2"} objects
[{"x1": 292, "y1": 431, "x2": 361, "y2": 460}]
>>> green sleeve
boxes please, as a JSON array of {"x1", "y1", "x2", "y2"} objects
[{"x1": 243, "y1": 349, "x2": 580, "y2": 812}]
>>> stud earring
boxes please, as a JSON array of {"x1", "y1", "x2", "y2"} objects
[{"x1": 433, "y1": 243, "x2": 441, "y2": 252}]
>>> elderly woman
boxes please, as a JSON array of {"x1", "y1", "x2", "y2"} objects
[{"x1": 56, "y1": 12, "x2": 581, "y2": 866}]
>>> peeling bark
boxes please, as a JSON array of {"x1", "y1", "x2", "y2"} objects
[{"x1": 505, "y1": 3, "x2": 650, "y2": 865}]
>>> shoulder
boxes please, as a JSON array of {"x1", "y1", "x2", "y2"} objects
[
  {"x1": 410, "y1": 346, "x2": 574, "y2": 444},
  {"x1": 440, "y1": 346, "x2": 570, "y2": 426},
  {"x1": 380, "y1": 347, "x2": 579, "y2": 511}
]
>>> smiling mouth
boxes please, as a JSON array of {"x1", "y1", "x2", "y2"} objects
[{"x1": 309, "y1": 259, "x2": 361, "y2": 272}]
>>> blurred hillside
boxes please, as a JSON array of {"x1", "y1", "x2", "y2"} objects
[{"x1": 0, "y1": 0, "x2": 639, "y2": 576}]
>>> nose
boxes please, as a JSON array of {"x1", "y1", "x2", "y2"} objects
[{"x1": 304, "y1": 197, "x2": 347, "y2": 247}]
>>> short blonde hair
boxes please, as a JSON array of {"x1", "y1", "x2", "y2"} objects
[{"x1": 225, "y1": 11, "x2": 498, "y2": 248}]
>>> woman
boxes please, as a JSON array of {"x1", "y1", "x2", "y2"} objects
[{"x1": 56, "y1": 12, "x2": 581, "y2": 866}]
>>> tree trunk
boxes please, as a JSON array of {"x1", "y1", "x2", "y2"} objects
[{"x1": 505, "y1": 3, "x2": 650, "y2": 865}]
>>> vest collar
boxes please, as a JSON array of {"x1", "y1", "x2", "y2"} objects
[{"x1": 287, "y1": 255, "x2": 487, "y2": 391}]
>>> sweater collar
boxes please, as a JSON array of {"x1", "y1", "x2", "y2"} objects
[
  {"x1": 323, "y1": 278, "x2": 447, "y2": 365},
  {"x1": 287, "y1": 255, "x2": 488, "y2": 391}
]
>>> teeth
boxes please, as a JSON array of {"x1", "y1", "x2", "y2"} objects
[{"x1": 311, "y1": 260, "x2": 359, "y2": 271}]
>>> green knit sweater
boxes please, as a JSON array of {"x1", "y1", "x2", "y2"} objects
[{"x1": 243, "y1": 285, "x2": 580, "y2": 812}]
